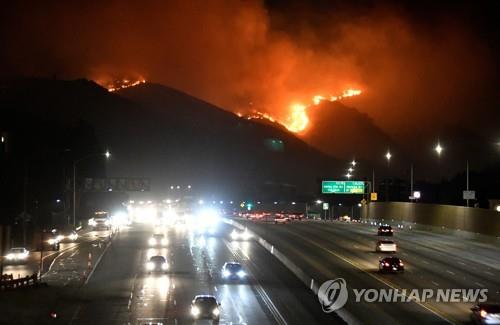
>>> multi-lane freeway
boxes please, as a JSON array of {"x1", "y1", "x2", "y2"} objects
[
  {"x1": 67, "y1": 222, "x2": 339, "y2": 325},
  {"x1": 4, "y1": 216, "x2": 500, "y2": 324},
  {"x1": 236, "y1": 218, "x2": 500, "y2": 324}
]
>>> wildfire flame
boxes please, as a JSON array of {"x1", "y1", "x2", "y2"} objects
[
  {"x1": 241, "y1": 88, "x2": 362, "y2": 133},
  {"x1": 96, "y1": 77, "x2": 146, "y2": 92}
]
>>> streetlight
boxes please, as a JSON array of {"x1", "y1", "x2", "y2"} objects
[
  {"x1": 351, "y1": 160, "x2": 357, "y2": 167},
  {"x1": 385, "y1": 151, "x2": 392, "y2": 161},
  {"x1": 435, "y1": 142, "x2": 443, "y2": 156},
  {"x1": 316, "y1": 200, "x2": 322, "y2": 204},
  {"x1": 73, "y1": 150, "x2": 111, "y2": 227},
  {"x1": 348, "y1": 167, "x2": 354, "y2": 173},
  {"x1": 346, "y1": 173, "x2": 352, "y2": 179}
]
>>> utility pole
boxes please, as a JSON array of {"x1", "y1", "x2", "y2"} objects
[
  {"x1": 410, "y1": 164, "x2": 414, "y2": 201},
  {"x1": 466, "y1": 160, "x2": 469, "y2": 207}
]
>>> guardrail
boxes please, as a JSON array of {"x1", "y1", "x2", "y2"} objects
[
  {"x1": 224, "y1": 218, "x2": 357, "y2": 324},
  {"x1": 0, "y1": 273, "x2": 41, "y2": 290}
]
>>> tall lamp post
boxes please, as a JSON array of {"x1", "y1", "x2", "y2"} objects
[
  {"x1": 73, "y1": 150, "x2": 110, "y2": 227},
  {"x1": 385, "y1": 150, "x2": 391, "y2": 201}
]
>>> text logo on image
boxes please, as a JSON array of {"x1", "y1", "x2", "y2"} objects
[{"x1": 318, "y1": 278, "x2": 348, "y2": 313}]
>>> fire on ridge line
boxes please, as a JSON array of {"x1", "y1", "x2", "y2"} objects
[
  {"x1": 238, "y1": 88, "x2": 362, "y2": 133},
  {"x1": 97, "y1": 78, "x2": 361, "y2": 134}
]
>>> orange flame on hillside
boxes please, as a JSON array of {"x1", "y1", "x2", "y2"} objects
[
  {"x1": 96, "y1": 77, "x2": 146, "y2": 92},
  {"x1": 241, "y1": 88, "x2": 362, "y2": 133}
]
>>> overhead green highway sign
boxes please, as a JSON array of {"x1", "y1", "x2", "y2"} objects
[{"x1": 322, "y1": 181, "x2": 365, "y2": 194}]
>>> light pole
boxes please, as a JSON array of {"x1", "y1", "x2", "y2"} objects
[
  {"x1": 385, "y1": 150, "x2": 391, "y2": 201},
  {"x1": 73, "y1": 150, "x2": 110, "y2": 227}
]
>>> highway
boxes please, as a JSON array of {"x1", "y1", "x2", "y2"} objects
[
  {"x1": 67, "y1": 222, "x2": 339, "y2": 325},
  {"x1": 236, "y1": 218, "x2": 500, "y2": 324}
]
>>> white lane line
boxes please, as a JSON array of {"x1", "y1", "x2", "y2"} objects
[
  {"x1": 214, "y1": 286, "x2": 218, "y2": 292},
  {"x1": 475, "y1": 282, "x2": 485, "y2": 288},
  {"x1": 432, "y1": 281, "x2": 440, "y2": 287},
  {"x1": 484, "y1": 271, "x2": 494, "y2": 276},
  {"x1": 446, "y1": 270, "x2": 455, "y2": 276},
  {"x1": 423, "y1": 260, "x2": 430, "y2": 265},
  {"x1": 457, "y1": 261, "x2": 466, "y2": 266},
  {"x1": 84, "y1": 239, "x2": 112, "y2": 285}
]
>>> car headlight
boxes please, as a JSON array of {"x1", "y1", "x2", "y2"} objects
[
  {"x1": 212, "y1": 307, "x2": 220, "y2": 316},
  {"x1": 237, "y1": 270, "x2": 246, "y2": 277},
  {"x1": 146, "y1": 262, "x2": 154, "y2": 270},
  {"x1": 89, "y1": 219, "x2": 96, "y2": 226},
  {"x1": 222, "y1": 270, "x2": 230, "y2": 277},
  {"x1": 56, "y1": 235, "x2": 64, "y2": 241},
  {"x1": 191, "y1": 306, "x2": 200, "y2": 316},
  {"x1": 161, "y1": 238, "x2": 168, "y2": 245},
  {"x1": 69, "y1": 233, "x2": 78, "y2": 241},
  {"x1": 6, "y1": 254, "x2": 14, "y2": 260},
  {"x1": 230, "y1": 230, "x2": 239, "y2": 240},
  {"x1": 241, "y1": 231, "x2": 251, "y2": 240},
  {"x1": 48, "y1": 239, "x2": 56, "y2": 245},
  {"x1": 148, "y1": 238, "x2": 156, "y2": 246},
  {"x1": 161, "y1": 263, "x2": 168, "y2": 270}
]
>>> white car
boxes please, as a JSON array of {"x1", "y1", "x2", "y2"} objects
[
  {"x1": 376, "y1": 240, "x2": 397, "y2": 253},
  {"x1": 230, "y1": 229, "x2": 252, "y2": 240},
  {"x1": 5, "y1": 247, "x2": 29, "y2": 262},
  {"x1": 148, "y1": 233, "x2": 168, "y2": 246},
  {"x1": 146, "y1": 255, "x2": 169, "y2": 273}
]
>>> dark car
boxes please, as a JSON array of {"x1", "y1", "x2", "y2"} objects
[
  {"x1": 145, "y1": 255, "x2": 169, "y2": 273},
  {"x1": 221, "y1": 262, "x2": 246, "y2": 280},
  {"x1": 471, "y1": 303, "x2": 500, "y2": 324},
  {"x1": 379, "y1": 257, "x2": 404, "y2": 273},
  {"x1": 378, "y1": 225, "x2": 394, "y2": 236},
  {"x1": 190, "y1": 295, "x2": 221, "y2": 322}
]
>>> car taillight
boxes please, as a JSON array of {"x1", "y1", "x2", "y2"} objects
[
  {"x1": 384, "y1": 262, "x2": 390, "y2": 266},
  {"x1": 399, "y1": 262, "x2": 404, "y2": 266},
  {"x1": 480, "y1": 309, "x2": 487, "y2": 318}
]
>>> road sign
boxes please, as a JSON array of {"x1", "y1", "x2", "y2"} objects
[
  {"x1": 322, "y1": 203, "x2": 329, "y2": 210},
  {"x1": 463, "y1": 190, "x2": 475, "y2": 200},
  {"x1": 83, "y1": 177, "x2": 150, "y2": 192},
  {"x1": 370, "y1": 192, "x2": 378, "y2": 201},
  {"x1": 322, "y1": 181, "x2": 365, "y2": 194}
]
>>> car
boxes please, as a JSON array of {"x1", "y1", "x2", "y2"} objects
[
  {"x1": 190, "y1": 295, "x2": 221, "y2": 322},
  {"x1": 340, "y1": 215, "x2": 351, "y2": 222},
  {"x1": 376, "y1": 240, "x2": 397, "y2": 253},
  {"x1": 59, "y1": 229, "x2": 78, "y2": 242},
  {"x1": 145, "y1": 255, "x2": 169, "y2": 273},
  {"x1": 379, "y1": 257, "x2": 404, "y2": 273},
  {"x1": 221, "y1": 262, "x2": 246, "y2": 280},
  {"x1": 148, "y1": 233, "x2": 168, "y2": 246},
  {"x1": 230, "y1": 228, "x2": 252, "y2": 240},
  {"x1": 471, "y1": 303, "x2": 500, "y2": 324},
  {"x1": 5, "y1": 247, "x2": 29, "y2": 263},
  {"x1": 378, "y1": 225, "x2": 393, "y2": 236}
]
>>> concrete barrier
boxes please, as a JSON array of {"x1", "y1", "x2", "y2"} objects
[
  {"x1": 362, "y1": 202, "x2": 500, "y2": 238},
  {"x1": 224, "y1": 218, "x2": 355, "y2": 324}
]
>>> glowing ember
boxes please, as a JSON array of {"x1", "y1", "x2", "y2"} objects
[
  {"x1": 240, "y1": 88, "x2": 362, "y2": 133},
  {"x1": 96, "y1": 78, "x2": 146, "y2": 92}
]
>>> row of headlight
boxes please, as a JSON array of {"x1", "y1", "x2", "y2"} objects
[
  {"x1": 146, "y1": 262, "x2": 169, "y2": 270},
  {"x1": 6, "y1": 252, "x2": 28, "y2": 260},
  {"x1": 190, "y1": 306, "x2": 220, "y2": 317},
  {"x1": 148, "y1": 238, "x2": 168, "y2": 246},
  {"x1": 222, "y1": 270, "x2": 246, "y2": 278}
]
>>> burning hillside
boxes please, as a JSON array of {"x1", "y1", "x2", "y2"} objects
[{"x1": 242, "y1": 88, "x2": 362, "y2": 133}]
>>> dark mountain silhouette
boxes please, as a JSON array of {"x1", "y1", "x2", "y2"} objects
[{"x1": 1, "y1": 79, "x2": 340, "y2": 200}]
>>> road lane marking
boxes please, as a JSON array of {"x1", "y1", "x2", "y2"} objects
[
  {"x1": 475, "y1": 282, "x2": 485, "y2": 288},
  {"x1": 432, "y1": 281, "x2": 440, "y2": 287},
  {"x1": 281, "y1": 230, "x2": 454, "y2": 324},
  {"x1": 446, "y1": 270, "x2": 455, "y2": 275},
  {"x1": 484, "y1": 271, "x2": 494, "y2": 276}
]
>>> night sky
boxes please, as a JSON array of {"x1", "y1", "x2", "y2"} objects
[{"x1": 1, "y1": 0, "x2": 499, "y2": 154}]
